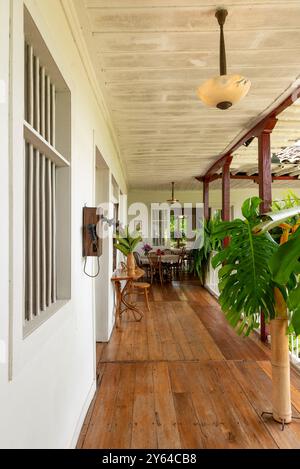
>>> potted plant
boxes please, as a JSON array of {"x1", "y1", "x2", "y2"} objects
[
  {"x1": 212, "y1": 196, "x2": 300, "y2": 427},
  {"x1": 191, "y1": 211, "x2": 222, "y2": 285},
  {"x1": 114, "y1": 226, "x2": 142, "y2": 274}
]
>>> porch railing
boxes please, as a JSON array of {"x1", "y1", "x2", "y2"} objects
[{"x1": 205, "y1": 254, "x2": 300, "y2": 367}]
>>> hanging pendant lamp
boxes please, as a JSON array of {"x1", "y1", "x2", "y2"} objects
[
  {"x1": 197, "y1": 8, "x2": 251, "y2": 110},
  {"x1": 167, "y1": 182, "x2": 180, "y2": 204}
]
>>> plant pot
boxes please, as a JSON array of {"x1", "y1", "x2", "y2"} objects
[
  {"x1": 270, "y1": 318, "x2": 292, "y2": 424},
  {"x1": 127, "y1": 252, "x2": 136, "y2": 274}
]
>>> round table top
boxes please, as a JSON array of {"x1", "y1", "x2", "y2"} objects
[{"x1": 111, "y1": 266, "x2": 145, "y2": 281}]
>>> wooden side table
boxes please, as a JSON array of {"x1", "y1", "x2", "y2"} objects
[{"x1": 111, "y1": 267, "x2": 145, "y2": 327}]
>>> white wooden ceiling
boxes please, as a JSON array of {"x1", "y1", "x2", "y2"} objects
[{"x1": 73, "y1": 0, "x2": 300, "y2": 190}]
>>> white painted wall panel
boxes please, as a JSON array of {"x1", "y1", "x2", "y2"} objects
[{"x1": 0, "y1": 0, "x2": 127, "y2": 449}]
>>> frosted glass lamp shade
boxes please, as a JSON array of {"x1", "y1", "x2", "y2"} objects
[{"x1": 197, "y1": 74, "x2": 251, "y2": 109}]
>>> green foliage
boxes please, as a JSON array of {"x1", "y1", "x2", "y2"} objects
[
  {"x1": 272, "y1": 190, "x2": 300, "y2": 211},
  {"x1": 271, "y1": 191, "x2": 300, "y2": 243},
  {"x1": 212, "y1": 199, "x2": 277, "y2": 336},
  {"x1": 241, "y1": 196, "x2": 261, "y2": 221},
  {"x1": 212, "y1": 196, "x2": 300, "y2": 337},
  {"x1": 269, "y1": 228, "x2": 300, "y2": 285},
  {"x1": 268, "y1": 227, "x2": 300, "y2": 335},
  {"x1": 114, "y1": 225, "x2": 142, "y2": 256},
  {"x1": 190, "y1": 211, "x2": 222, "y2": 284}
]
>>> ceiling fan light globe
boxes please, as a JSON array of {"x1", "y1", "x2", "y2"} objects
[{"x1": 197, "y1": 74, "x2": 251, "y2": 109}]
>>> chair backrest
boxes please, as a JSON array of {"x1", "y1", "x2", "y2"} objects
[
  {"x1": 178, "y1": 250, "x2": 186, "y2": 266},
  {"x1": 133, "y1": 251, "x2": 142, "y2": 267},
  {"x1": 149, "y1": 252, "x2": 161, "y2": 269},
  {"x1": 164, "y1": 248, "x2": 172, "y2": 254}
]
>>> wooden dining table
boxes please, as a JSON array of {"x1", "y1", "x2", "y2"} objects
[
  {"x1": 140, "y1": 254, "x2": 180, "y2": 265},
  {"x1": 111, "y1": 266, "x2": 145, "y2": 327}
]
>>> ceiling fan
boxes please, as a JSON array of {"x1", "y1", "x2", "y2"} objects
[{"x1": 197, "y1": 8, "x2": 251, "y2": 109}]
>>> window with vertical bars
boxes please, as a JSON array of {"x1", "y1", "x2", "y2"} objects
[
  {"x1": 151, "y1": 208, "x2": 170, "y2": 246},
  {"x1": 24, "y1": 10, "x2": 71, "y2": 329}
]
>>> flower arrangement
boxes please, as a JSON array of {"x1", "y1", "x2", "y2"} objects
[{"x1": 142, "y1": 243, "x2": 152, "y2": 255}]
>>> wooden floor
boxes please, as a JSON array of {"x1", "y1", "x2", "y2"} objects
[{"x1": 78, "y1": 277, "x2": 300, "y2": 449}]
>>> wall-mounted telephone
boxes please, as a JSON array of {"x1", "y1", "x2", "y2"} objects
[
  {"x1": 87, "y1": 223, "x2": 99, "y2": 254},
  {"x1": 82, "y1": 206, "x2": 103, "y2": 277}
]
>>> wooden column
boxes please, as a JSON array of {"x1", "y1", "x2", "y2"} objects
[
  {"x1": 222, "y1": 156, "x2": 232, "y2": 222},
  {"x1": 258, "y1": 133, "x2": 272, "y2": 213},
  {"x1": 222, "y1": 156, "x2": 232, "y2": 248},
  {"x1": 203, "y1": 178, "x2": 209, "y2": 221},
  {"x1": 258, "y1": 118, "x2": 277, "y2": 341}
]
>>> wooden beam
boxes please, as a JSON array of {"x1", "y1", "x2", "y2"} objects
[
  {"x1": 201, "y1": 174, "x2": 299, "y2": 181},
  {"x1": 269, "y1": 87, "x2": 300, "y2": 118},
  {"x1": 198, "y1": 85, "x2": 300, "y2": 180},
  {"x1": 222, "y1": 156, "x2": 232, "y2": 223},
  {"x1": 222, "y1": 156, "x2": 232, "y2": 248},
  {"x1": 258, "y1": 121, "x2": 277, "y2": 343},
  {"x1": 258, "y1": 124, "x2": 276, "y2": 214},
  {"x1": 204, "y1": 154, "x2": 231, "y2": 178},
  {"x1": 203, "y1": 178, "x2": 209, "y2": 221}
]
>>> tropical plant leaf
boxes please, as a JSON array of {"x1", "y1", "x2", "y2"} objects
[
  {"x1": 129, "y1": 236, "x2": 142, "y2": 251},
  {"x1": 114, "y1": 224, "x2": 142, "y2": 255},
  {"x1": 114, "y1": 243, "x2": 129, "y2": 256},
  {"x1": 190, "y1": 213, "x2": 222, "y2": 283},
  {"x1": 115, "y1": 235, "x2": 131, "y2": 249},
  {"x1": 268, "y1": 228, "x2": 300, "y2": 285},
  {"x1": 212, "y1": 212, "x2": 277, "y2": 335},
  {"x1": 241, "y1": 196, "x2": 261, "y2": 220},
  {"x1": 288, "y1": 286, "x2": 300, "y2": 336}
]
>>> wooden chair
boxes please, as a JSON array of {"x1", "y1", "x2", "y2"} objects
[
  {"x1": 134, "y1": 251, "x2": 150, "y2": 279},
  {"x1": 172, "y1": 248, "x2": 186, "y2": 279},
  {"x1": 131, "y1": 251, "x2": 151, "y2": 311},
  {"x1": 148, "y1": 252, "x2": 164, "y2": 285}
]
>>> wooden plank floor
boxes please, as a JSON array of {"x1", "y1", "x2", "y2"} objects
[{"x1": 78, "y1": 277, "x2": 300, "y2": 449}]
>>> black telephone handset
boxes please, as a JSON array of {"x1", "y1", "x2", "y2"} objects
[
  {"x1": 83, "y1": 207, "x2": 102, "y2": 278},
  {"x1": 87, "y1": 223, "x2": 99, "y2": 254}
]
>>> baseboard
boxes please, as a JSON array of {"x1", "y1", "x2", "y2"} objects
[
  {"x1": 69, "y1": 379, "x2": 96, "y2": 449},
  {"x1": 204, "y1": 285, "x2": 219, "y2": 300}
]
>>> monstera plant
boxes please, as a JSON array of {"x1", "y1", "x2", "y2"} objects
[
  {"x1": 212, "y1": 197, "x2": 300, "y2": 427},
  {"x1": 191, "y1": 211, "x2": 222, "y2": 285}
]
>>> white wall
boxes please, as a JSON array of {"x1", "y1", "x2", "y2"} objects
[
  {"x1": 0, "y1": 0, "x2": 127, "y2": 449},
  {"x1": 209, "y1": 187, "x2": 300, "y2": 218},
  {"x1": 128, "y1": 186, "x2": 300, "y2": 221},
  {"x1": 95, "y1": 165, "x2": 114, "y2": 342}
]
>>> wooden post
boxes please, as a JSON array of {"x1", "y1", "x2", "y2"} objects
[
  {"x1": 258, "y1": 118, "x2": 277, "y2": 341},
  {"x1": 203, "y1": 178, "x2": 209, "y2": 221},
  {"x1": 222, "y1": 156, "x2": 232, "y2": 222},
  {"x1": 222, "y1": 156, "x2": 232, "y2": 247}
]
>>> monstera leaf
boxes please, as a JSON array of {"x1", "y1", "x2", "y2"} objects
[
  {"x1": 269, "y1": 228, "x2": 300, "y2": 285},
  {"x1": 212, "y1": 201, "x2": 277, "y2": 336},
  {"x1": 288, "y1": 287, "x2": 300, "y2": 336}
]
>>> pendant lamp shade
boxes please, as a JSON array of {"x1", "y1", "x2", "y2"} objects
[
  {"x1": 197, "y1": 8, "x2": 251, "y2": 110},
  {"x1": 197, "y1": 74, "x2": 251, "y2": 110}
]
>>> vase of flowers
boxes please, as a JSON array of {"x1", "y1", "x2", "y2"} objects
[{"x1": 143, "y1": 243, "x2": 152, "y2": 256}]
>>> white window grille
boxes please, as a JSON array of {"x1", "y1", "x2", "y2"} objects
[
  {"x1": 151, "y1": 208, "x2": 170, "y2": 246},
  {"x1": 24, "y1": 9, "x2": 71, "y2": 331}
]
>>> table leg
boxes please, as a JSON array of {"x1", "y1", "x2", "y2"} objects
[
  {"x1": 114, "y1": 280, "x2": 122, "y2": 328},
  {"x1": 121, "y1": 280, "x2": 143, "y2": 322}
]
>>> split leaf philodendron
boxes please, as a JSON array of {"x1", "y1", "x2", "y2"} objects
[{"x1": 212, "y1": 196, "x2": 300, "y2": 426}]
